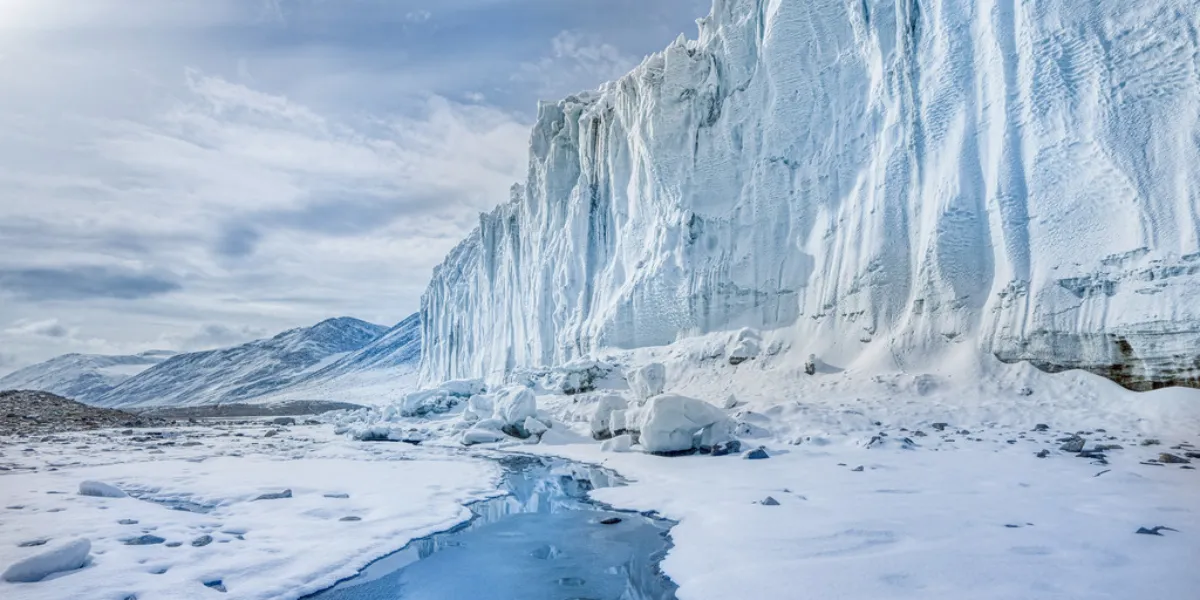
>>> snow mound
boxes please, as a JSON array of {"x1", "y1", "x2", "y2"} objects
[
  {"x1": 626, "y1": 363, "x2": 666, "y2": 401},
  {"x1": 78, "y1": 480, "x2": 126, "y2": 498},
  {"x1": 600, "y1": 434, "x2": 635, "y2": 453},
  {"x1": 2, "y1": 538, "x2": 90, "y2": 583},
  {"x1": 493, "y1": 387, "x2": 538, "y2": 437},
  {"x1": 461, "y1": 428, "x2": 506, "y2": 446},
  {"x1": 637, "y1": 395, "x2": 733, "y2": 455},
  {"x1": 398, "y1": 380, "x2": 485, "y2": 418},
  {"x1": 727, "y1": 329, "x2": 762, "y2": 366},
  {"x1": 590, "y1": 394, "x2": 630, "y2": 440}
]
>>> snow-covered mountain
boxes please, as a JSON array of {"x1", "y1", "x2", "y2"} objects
[
  {"x1": 96, "y1": 317, "x2": 389, "y2": 409},
  {"x1": 0, "y1": 351, "x2": 175, "y2": 403},
  {"x1": 251, "y1": 313, "x2": 423, "y2": 407},
  {"x1": 421, "y1": 0, "x2": 1200, "y2": 390}
]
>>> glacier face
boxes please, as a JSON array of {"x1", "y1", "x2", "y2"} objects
[{"x1": 421, "y1": 0, "x2": 1200, "y2": 388}]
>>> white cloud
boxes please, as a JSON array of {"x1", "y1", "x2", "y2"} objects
[
  {"x1": 5, "y1": 318, "x2": 74, "y2": 339},
  {"x1": 405, "y1": 9, "x2": 432, "y2": 23},
  {"x1": 515, "y1": 30, "x2": 638, "y2": 97},
  {"x1": 172, "y1": 323, "x2": 271, "y2": 351},
  {"x1": 0, "y1": 0, "x2": 708, "y2": 369}
]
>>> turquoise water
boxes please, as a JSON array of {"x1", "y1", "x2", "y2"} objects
[{"x1": 306, "y1": 454, "x2": 677, "y2": 600}]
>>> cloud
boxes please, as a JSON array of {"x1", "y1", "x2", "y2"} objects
[
  {"x1": 406, "y1": 9, "x2": 432, "y2": 23},
  {"x1": 5, "y1": 319, "x2": 74, "y2": 339},
  {"x1": 515, "y1": 30, "x2": 638, "y2": 97},
  {"x1": 0, "y1": 0, "x2": 710, "y2": 370},
  {"x1": 176, "y1": 323, "x2": 270, "y2": 351},
  {"x1": 0, "y1": 267, "x2": 181, "y2": 301}
]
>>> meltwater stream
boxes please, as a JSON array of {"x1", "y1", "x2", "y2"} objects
[{"x1": 306, "y1": 454, "x2": 678, "y2": 600}]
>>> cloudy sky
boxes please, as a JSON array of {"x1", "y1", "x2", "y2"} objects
[{"x1": 0, "y1": 0, "x2": 709, "y2": 374}]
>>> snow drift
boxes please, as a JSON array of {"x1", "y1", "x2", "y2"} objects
[{"x1": 420, "y1": 0, "x2": 1200, "y2": 390}]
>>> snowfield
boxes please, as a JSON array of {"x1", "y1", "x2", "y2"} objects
[
  {"x1": 0, "y1": 425, "x2": 499, "y2": 600},
  {"x1": 2, "y1": 348, "x2": 1197, "y2": 599}
]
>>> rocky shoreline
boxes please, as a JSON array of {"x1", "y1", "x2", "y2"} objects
[{"x1": 0, "y1": 391, "x2": 164, "y2": 437}]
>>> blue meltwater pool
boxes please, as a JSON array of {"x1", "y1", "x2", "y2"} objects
[{"x1": 305, "y1": 454, "x2": 679, "y2": 600}]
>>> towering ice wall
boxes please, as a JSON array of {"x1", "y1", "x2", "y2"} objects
[{"x1": 421, "y1": 0, "x2": 1200, "y2": 389}]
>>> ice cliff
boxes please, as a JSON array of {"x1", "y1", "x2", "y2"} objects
[{"x1": 421, "y1": 0, "x2": 1200, "y2": 390}]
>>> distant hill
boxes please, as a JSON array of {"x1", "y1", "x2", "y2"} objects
[
  {"x1": 0, "y1": 351, "x2": 175, "y2": 403},
  {"x1": 250, "y1": 313, "x2": 422, "y2": 407},
  {"x1": 95, "y1": 317, "x2": 389, "y2": 409}
]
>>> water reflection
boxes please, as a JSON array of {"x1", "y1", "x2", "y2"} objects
[{"x1": 306, "y1": 454, "x2": 677, "y2": 600}]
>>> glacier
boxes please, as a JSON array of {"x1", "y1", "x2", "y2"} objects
[{"x1": 421, "y1": 0, "x2": 1200, "y2": 390}]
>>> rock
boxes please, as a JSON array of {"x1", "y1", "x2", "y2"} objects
[
  {"x1": 760, "y1": 496, "x2": 780, "y2": 506},
  {"x1": 1059, "y1": 437, "x2": 1086, "y2": 453},
  {"x1": 804, "y1": 355, "x2": 818, "y2": 375},
  {"x1": 165, "y1": 542, "x2": 182, "y2": 548},
  {"x1": 203, "y1": 579, "x2": 227, "y2": 592},
  {"x1": 913, "y1": 430, "x2": 927, "y2": 437},
  {"x1": 271, "y1": 417, "x2": 296, "y2": 426},
  {"x1": 123, "y1": 535, "x2": 165, "y2": 546},
  {"x1": 1035, "y1": 449, "x2": 1051, "y2": 458},
  {"x1": 742, "y1": 447, "x2": 770, "y2": 460},
  {"x1": 851, "y1": 465, "x2": 865, "y2": 472},
  {"x1": 638, "y1": 395, "x2": 733, "y2": 454},
  {"x1": 1185, "y1": 451, "x2": 1200, "y2": 459},
  {"x1": 79, "y1": 480, "x2": 126, "y2": 498},
  {"x1": 323, "y1": 493, "x2": 350, "y2": 499},
  {"x1": 1135, "y1": 526, "x2": 1178, "y2": 536},
  {"x1": 253, "y1": 489, "x2": 292, "y2": 501},
  {"x1": 1095, "y1": 444, "x2": 1124, "y2": 451},
  {"x1": 2, "y1": 538, "x2": 90, "y2": 583},
  {"x1": 931, "y1": 423, "x2": 948, "y2": 431},
  {"x1": 263, "y1": 430, "x2": 278, "y2": 438},
  {"x1": 1140, "y1": 438, "x2": 1161, "y2": 446},
  {"x1": 191, "y1": 535, "x2": 213, "y2": 547},
  {"x1": 1159, "y1": 453, "x2": 1190, "y2": 464},
  {"x1": 626, "y1": 363, "x2": 666, "y2": 400},
  {"x1": 339, "y1": 516, "x2": 362, "y2": 522},
  {"x1": 117, "y1": 519, "x2": 138, "y2": 525},
  {"x1": 709, "y1": 440, "x2": 742, "y2": 456},
  {"x1": 17, "y1": 539, "x2": 49, "y2": 548},
  {"x1": 600, "y1": 434, "x2": 634, "y2": 453},
  {"x1": 598, "y1": 517, "x2": 622, "y2": 525}
]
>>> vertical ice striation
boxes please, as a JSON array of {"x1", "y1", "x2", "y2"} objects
[{"x1": 421, "y1": 0, "x2": 1200, "y2": 389}]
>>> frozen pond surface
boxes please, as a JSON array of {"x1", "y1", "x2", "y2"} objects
[{"x1": 306, "y1": 454, "x2": 678, "y2": 600}]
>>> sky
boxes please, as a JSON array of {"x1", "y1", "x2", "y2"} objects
[{"x1": 0, "y1": 0, "x2": 710, "y2": 374}]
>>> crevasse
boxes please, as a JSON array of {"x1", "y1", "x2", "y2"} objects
[{"x1": 421, "y1": 0, "x2": 1200, "y2": 389}]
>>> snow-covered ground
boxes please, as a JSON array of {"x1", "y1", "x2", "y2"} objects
[
  {"x1": 3, "y1": 346, "x2": 1197, "y2": 600},
  {"x1": 533, "y1": 437, "x2": 1199, "y2": 600},
  {"x1": 320, "y1": 343, "x2": 1200, "y2": 600},
  {"x1": 0, "y1": 424, "x2": 500, "y2": 600}
]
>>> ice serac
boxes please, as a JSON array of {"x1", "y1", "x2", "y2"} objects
[{"x1": 421, "y1": 0, "x2": 1200, "y2": 390}]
